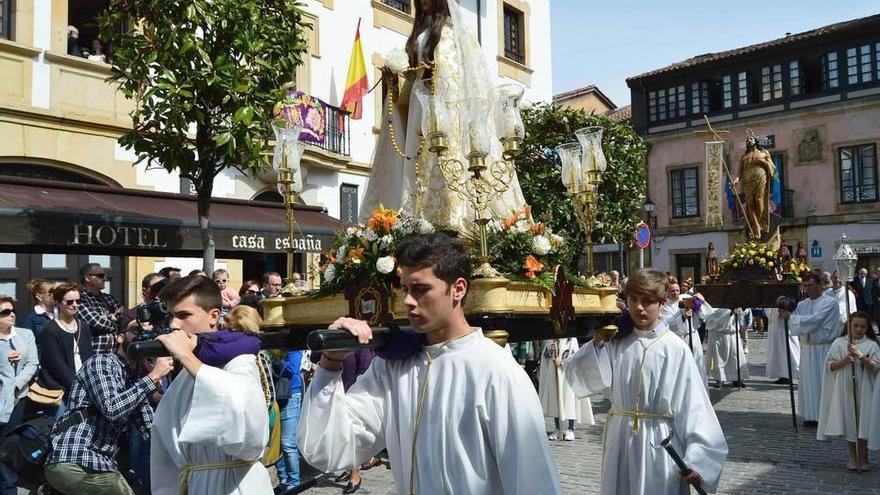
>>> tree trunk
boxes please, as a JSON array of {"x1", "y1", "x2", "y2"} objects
[{"x1": 197, "y1": 176, "x2": 216, "y2": 273}]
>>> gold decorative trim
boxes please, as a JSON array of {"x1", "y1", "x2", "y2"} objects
[{"x1": 371, "y1": 0, "x2": 415, "y2": 37}]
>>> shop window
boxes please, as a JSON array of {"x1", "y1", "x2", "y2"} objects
[
  {"x1": 670, "y1": 167, "x2": 700, "y2": 218},
  {"x1": 839, "y1": 144, "x2": 878, "y2": 204},
  {"x1": 503, "y1": 5, "x2": 525, "y2": 64},
  {"x1": 0, "y1": 281, "x2": 15, "y2": 299},
  {"x1": 42, "y1": 254, "x2": 68, "y2": 269},
  {"x1": 0, "y1": 253, "x2": 15, "y2": 269},
  {"x1": 0, "y1": 0, "x2": 11, "y2": 40}
]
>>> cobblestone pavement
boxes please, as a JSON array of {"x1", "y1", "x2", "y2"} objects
[{"x1": 297, "y1": 333, "x2": 880, "y2": 494}]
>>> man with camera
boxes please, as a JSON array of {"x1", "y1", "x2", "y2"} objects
[
  {"x1": 44, "y1": 321, "x2": 173, "y2": 494},
  {"x1": 149, "y1": 275, "x2": 271, "y2": 494}
]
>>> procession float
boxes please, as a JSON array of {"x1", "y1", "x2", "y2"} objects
[{"x1": 258, "y1": 16, "x2": 622, "y2": 348}]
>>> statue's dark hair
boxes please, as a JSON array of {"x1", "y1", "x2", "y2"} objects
[{"x1": 406, "y1": 0, "x2": 451, "y2": 67}]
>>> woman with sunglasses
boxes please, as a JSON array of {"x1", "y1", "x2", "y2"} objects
[
  {"x1": 0, "y1": 296, "x2": 39, "y2": 431},
  {"x1": 35, "y1": 283, "x2": 94, "y2": 419},
  {"x1": 238, "y1": 279, "x2": 262, "y2": 309},
  {"x1": 18, "y1": 278, "x2": 57, "y2": 345}
]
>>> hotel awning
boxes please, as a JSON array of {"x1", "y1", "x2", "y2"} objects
[{"x1": 0, "y1": 177, "x2": 339, "y2": 256}]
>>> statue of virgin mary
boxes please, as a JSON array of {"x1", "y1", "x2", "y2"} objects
[{"x1": 359, "y1": 0, "x2": 527, "y2": 229}]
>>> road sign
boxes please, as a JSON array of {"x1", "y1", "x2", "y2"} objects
[{"x1": 635, "y1": 222, "x2": 651, "y2": 249}]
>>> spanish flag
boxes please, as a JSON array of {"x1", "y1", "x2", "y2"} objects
[{"x1": 341, "y1": 19, "x2": 368, "y2": 120}]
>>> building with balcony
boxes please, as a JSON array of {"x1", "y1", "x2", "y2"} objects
[
  {"x1": 0, "y1": 0, "x2": 552, "y2": 305},
  {"x1": 627, "y1": 14, "x2": 880, "y2": 282}
]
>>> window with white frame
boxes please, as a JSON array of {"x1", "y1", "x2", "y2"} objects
[
  {"x1": 670, "y1": 167, "x2": 700, "y2": 218},
  {"x1": 761, "y1": 64, "x2": 782, "y2": 102},
  {"x1": 737, "y1": 71, "x2": 749, "y2": 105},
  {"x1": 722, "y1": 75, "x2": 732, "y2": 108},
  {"x1": 846, "y1": 44, "x2": 874, "y2": 85},
  {"x1": 789, "y1": 61, "x2": 801, "y2": 96},
  {"x1": 822, "y1": 51, "x2": 839, "y2": 89},
  {"x1": 691, "y1": 82, "x2": 708, "y2": 115},
  {"x1": 648, "y1": 91, "x2": 658, "y2": 122},
  {"x1": 839, "y1": 144, "x2": 878, "y2": 204}
]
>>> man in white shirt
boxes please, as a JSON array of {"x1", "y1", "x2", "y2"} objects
[
  {"x1": 779, "y1": 272, "x2": 840, "y2": 428},
  {"x1": 825, "y1": 271, "x2": 857, "y2": 326},
  {"x1": 298, "y1": 233, "x2": 562, "y2": 494}
]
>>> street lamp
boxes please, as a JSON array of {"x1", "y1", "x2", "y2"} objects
[
  {"x1": 643, "y1": 197, "x2": 656, "y2": 230},
  {"x1": 833, "y1": 232, "x2": 861, "y2": 470},
  {"x1": 272, "y1": 118, "x2": 306, "y2": 296}
]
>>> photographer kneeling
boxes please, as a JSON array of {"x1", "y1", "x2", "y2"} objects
[
  {"x1": 45, "y1": 321, "x2": 173, "y2": 494},
  {"x1": 150, "y1": 275, "x2": 270, "y2": 494}
]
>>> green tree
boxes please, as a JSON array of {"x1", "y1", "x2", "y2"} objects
[
  {"x1": 516, "y1": 103, "x2": 648, "y2": 251},
  {"x1": 99, "y1": 0, "x2": 308, "y2": 271}
]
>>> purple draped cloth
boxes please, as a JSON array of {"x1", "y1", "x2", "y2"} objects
[{"x1": 194, "y1": 330, "x2": 261, "y2": 368}]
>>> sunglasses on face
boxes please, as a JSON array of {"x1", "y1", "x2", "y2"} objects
[
  {"x1": 89, "y1": 273, "x2": 107, "y2": 279},
  {"x1": 62, "y1": 299, "x2": 81, "y2": 306},
  {"x1": 214, "y1": 279, "x2": 227, "y2": 283},
  {"x1": 246, "y1": 289, "x2": 260, "y2": 295},
  {"x1": 0, "y1": 309, "x2": 14, "y2": 317}
]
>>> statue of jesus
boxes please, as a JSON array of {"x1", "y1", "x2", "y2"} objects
[{"x1": 733, "y1": 132, "x2": 775, "y2": 240}]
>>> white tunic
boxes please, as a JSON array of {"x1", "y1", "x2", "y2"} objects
[
  {"x1": 817, "y1": 337, "x2": 879, "y2": 442},
  {"x1": 702, "y1": 304, "x2": 750, "y2": 383},
  {"x1": 869, "y1": 354, "x2": 880, "y2": 451},
  {"x1": 538, "y1": 338, "x2": 594, "y2": 424},
  {"x1": 298, "y1": 331, "x2": 562, "y2": 494},
  {"x1": 151, "y1": 354, "x2": 272, "y2": 495},
  {"x1": 789, "y1": 294, "x2": 841, "y2": 421},
  {"x1": 564, "y1": 322, "x2": 728, "y2": 494},
  {"x1": 660, "y1": 299, "x2": 708, "y2": 389},
  {"x1": 765, "y1": 308, "x2": 800, "y2": 379},
  {"x1": 824, "y1": 286, "x2": 858, "y2": 326}
]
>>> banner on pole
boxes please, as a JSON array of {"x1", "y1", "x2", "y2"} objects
[{"x1": 705, "y1": 141, "x2": 725, "y2": 227}]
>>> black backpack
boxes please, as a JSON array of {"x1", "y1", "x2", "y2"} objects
[{"x1": 0, "y1": 414, "x2": 54, "y2": 490}]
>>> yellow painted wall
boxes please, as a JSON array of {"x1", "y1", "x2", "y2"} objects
[{"x1": 125, "y1": 257, "x2": 244, "y2": 307}]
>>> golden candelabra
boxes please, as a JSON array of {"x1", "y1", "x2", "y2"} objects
[
  {"x1": 556, "y1": 126, "x2": 608, "y2": 274},
  {"x1": 415, "y1": 82, "x2": 525, "y2": 277},
  {"x1": 272, "y1": 121, "x2": 305, "y2": 296}
]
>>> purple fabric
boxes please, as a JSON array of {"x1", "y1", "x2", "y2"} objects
[
  {"x1": 692, "y1": 297, "x2": 703, "y2": 313},
  {"x1": 612, "y1": 312, "x2": 635, "y2": 341},
  {"x1": 342, "y1": 349, "x2": 375, "y2": 392},
  {"x1": 194, "y1": 330, "x2": 261, "y2": 368},
  {"x1": 376, "y1": 328, "x2": 425, "y2": 361}
]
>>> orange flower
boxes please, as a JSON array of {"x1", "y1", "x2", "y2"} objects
[
  {"x1": 524, "y1": 205, "x2": 533, "y2": 221},
  {"x1": 346, "y1": 246, "x2": 365, "y2": 263},
  {"x1": 523, "y1": 255, "x2": 544, "y2": 279},
  {"x1": 367, "y1": 205, "x2": 398, "y2": 233},
  {"x1": 503, "y1": 210, "x2": 524, "y2": 231},
  {"x1": 321, "y1": 250, "x2": 337, "y2": 271},
  {"x1": 530, "y1": 222, "x2": 545, "y2": 235}
]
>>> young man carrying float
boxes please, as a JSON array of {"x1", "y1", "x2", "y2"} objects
[
  {"x1": 150, "y1": 276, "x2": 270, "y2": 494},
  {"x1": 298, "y1": 233, "x2": 562, "y2": 494}
]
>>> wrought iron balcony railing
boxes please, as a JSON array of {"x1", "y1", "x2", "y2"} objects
[{"x1": 382, "y1": 0, "x2": 410, "y2": 14}]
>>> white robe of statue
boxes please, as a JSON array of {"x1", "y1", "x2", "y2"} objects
[
  {"x1": 297, "y1": 331, "x2": 562, "y2": 494},
  {"x1": 150, "y1": 354, "x2": 272, "y2": 495},
  {"x1": 660, "y1": 298, "x2": 708, "y2": 389},
  {"x1": 765, "y1": 308, "x2": 800, "y2": 380},
  {"x1": 360, "y1": 20, "x2": 526, "y2": 229},
  {"x1": 701, "y1": 303, "x2": 750, "y2": 383},
  {"x1": 563, "y1": 321, "x2": 728, "y2": 494},
  {"x1": 538, "y1": 339, "x2": 594, "y2": 424},
  {"x1": 788, "y1": 294, "x2": 841, "y2": 422},
  {"x1": 817, "y1": 337, "x2": 879, "y2": 442}
]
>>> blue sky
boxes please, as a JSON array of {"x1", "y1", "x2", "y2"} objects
[{"x1": 551, "y1": 1, "x2": 878, "y2": 108}]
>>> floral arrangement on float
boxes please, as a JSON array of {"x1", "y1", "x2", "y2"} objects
[
  {"x1": 315, "y1": 206, "x2": 451, "y2": 296},
  {"x1": 717, "y1": 240, "x2": 812, "y2": 283}
]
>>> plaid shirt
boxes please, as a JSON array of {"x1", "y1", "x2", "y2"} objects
[
  {"x1": 79, "y1": 289, "x2": 123, "y2": 353},
  {"x1": 48, "y1": 353, "x2": 156, "y2": 472}
]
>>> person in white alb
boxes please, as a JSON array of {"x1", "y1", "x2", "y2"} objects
[
  {"x1": 825, "y1": 271, "x2": 858, "y2": 326},
  {"x1": 298, "y1": 233, "x2": 562, "y2": 494},
  {"x1": 764, "y1": 307, "x2": 800, "y2": 384},
  {"x1": 564, "y1": 269, "x2": 728, "y2": 494},
  {"x1": 150, "y1": 276, "x2": 271, "y2": 494},
  {"x1": 659, "y1": 279, "x2": 708, "y2": 389},
  {"x1": 779, "y1": 272, "x2": 841, "y2": 428}
]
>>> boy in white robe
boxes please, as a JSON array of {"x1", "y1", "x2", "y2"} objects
[
  {"x1": 538, "y1": 338, "x2": 594, "y2": 441},
  {"x1": 701, "y1": 304, "x2": 750, "y2": 387},
  {"x1": 817, "y1": 312, "x2": 879, "y2": 471},
  {"x1": 151, "y1": 276, "x2": 272, "y2": 495},
  {"x1": 825, "y1": 271, "x2": 858, "y2": 326},
  {"x1": 764, "y1": 308, "x2": 800, "y2": 383},
  {"x1": 779, "y1": 272, "x2": 841, "y2": 428},
  {"x1": 565, "y1": 269, "x2": 728, "y2": 494},
  {"x1": 659, "y1": 282, "x2": 708, "y2": 389},
  {"x1": 298, "y1": 233, "x2": 562, "y2": 494}
]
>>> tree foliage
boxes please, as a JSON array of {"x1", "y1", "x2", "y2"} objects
[
  {"x1": 99, "y1": 0, "x2": 308, "y2": 270},
  {"x1": 515, "y1": 103, "x2": 648, "y2": 247}
]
